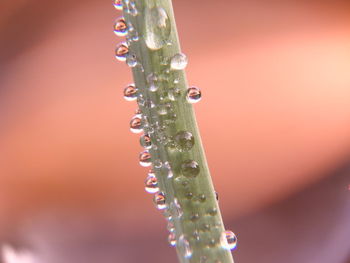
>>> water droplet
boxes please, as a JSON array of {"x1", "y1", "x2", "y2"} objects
[
  {"x1": 140, "y1": 134, "x2": 152, "y2": 149},
  {"x1": 139, "y1": 150, "x2": 152, "y2": 167},
  {"x1": 153, "y1": 159, "x2": 163, "y2": 169},
  {"x1": 130, "y1": 116, "x2": 143, "y2": 133},
  {"x1": 144, "y1": 7, "x2": 171, "y2": 50},
  {"x1": 181, "y1": 160, "x2": 200, "y2": 177},
  {"x1": 126, "y1": 53, "x2": 138, "y2": 67},
  {"x1": 186, "y1": 86, "x2": 201, "y2": 103},
  {"x1": 128, "y1": 1, "x2": 138, "y2": 16},
  {"x1": 174, "y1": 131, "x2": 194, "y2": 152},
  {"x1": 167, "y1": 221, "x2": 175, "y2": 232},
  {"x1": 163, "y1": 161, "x2": 173, "y2": 178},
  {"x1": 190, "y1": 213, "x2": 200, "y2": 222},
  {"x1": 153, "y1": 192, "x2": 167, "y2": 210},
  {"x1": 115, "y1": 42, "x2": 129, "y2": 61},
  {"x1": 170, "y1": 53, "x2": 188, "y2": 70},
  {"x1": 193, "y1": 230, "x2": 200, "y2": 241},
  {"x1": 123, "y1": 84, "x2": 138, "y2": 101},
  {"x1": 147, "y1": 73, "x2": 159, "y2": 92},
  {"x1": 114, "y1": 17, "x2": 127, "y2": 36},
  {"x1": 113, "y1": 0, "x2": 123, "y2": 10},
  {"x1": 208, "y1": 208, "x2": 218, "y2": 216},
  {"x1": 170, "y1": 198, "x2": 183, "y2": 218},
  {"x1": 185, "y1": 192, "x2": 193, "y2": 199},
  {"x1": 145, "y1": 174, "x2": 159, "y2": 193},
  {"x1": 178, "y1": 235, "x2": 192, "y2": 259},
  {"x1": 168, "y1": 233, "x2": 176, "y2": 246},
  {"x1": 220, "y1": 230, "x2": 238, "y2": 250},
  {"x1": 197, "y1": 194, "x2": 206, "y2": 202}
]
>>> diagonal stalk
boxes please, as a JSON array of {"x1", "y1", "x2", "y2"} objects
[{"x1": 114, "y1": 0, "x2": 236, "y2": 262}]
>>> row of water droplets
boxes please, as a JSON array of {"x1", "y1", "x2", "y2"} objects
[{"x1": 113, "y1": 0, "x2": 237, "y2": 259}]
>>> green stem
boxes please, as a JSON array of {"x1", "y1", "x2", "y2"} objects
[{"x1": 119, "y1": 1, "x2": 235, "y2": 262}]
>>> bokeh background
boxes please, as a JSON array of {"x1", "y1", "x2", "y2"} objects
[{"x1": 1, "y1": 0, "x2": 350, "y2": 262}]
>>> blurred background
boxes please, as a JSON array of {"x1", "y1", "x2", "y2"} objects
[{"x1": 1, "y1": 0, "x2": 350, "y2": 262}]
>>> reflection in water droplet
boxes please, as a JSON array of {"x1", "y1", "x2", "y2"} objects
[
  {"x1": 113, "y1": 0, "x2": 123, "y2": 10},
  {"x1": 153, "y1": 192, "x2": 167, "y2": 210},
  {"x1": 145, "y1": 174, "x2": 159, "y2": 193},
  {"x1": 115, "y1": 42, "x2": 129, "y2": 61},
  {"x1": 144, "y1": 7, "x2": 171, "y2": 50},
  {"x1": 140, "y1": 134, "x2": 152, "y2": 149},
  {"x1": 170, "y1": 53, "x2": 188, "y2": 70},
  {"x1": 114, "y1": 17, "x2": 127, "y2": 36},
  {"x1": 178, "y1": 235, "x2": 193, "y2": 259},
  {"x1": 174, "y1": 131, "x2": 194, "y2": 152},
  {"x1": 139, "y1": 150, "x2": 152, "y2": 167},
  {"x1": 220, "y1": 230, "x2": 238, "y2": 250},
  {"x1": 186, "y1": 86, "x2": 201, "y2": 103},
  {"x1": 181, "y1": 160, "x2": 200, "y2": 177},
  {"x1": 123, "y1": 84, "x2": 138, "y2": 101},
  {"x1": 130, "y1": 116, "x2": 143, "y2": 133},
  {"x1": 168, "y1": 232, "x2": 177, "y2": 247}
]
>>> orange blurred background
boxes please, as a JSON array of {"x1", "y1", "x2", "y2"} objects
[{"x1": 0, "y1": 0, "x2": 350, "y2": 262}]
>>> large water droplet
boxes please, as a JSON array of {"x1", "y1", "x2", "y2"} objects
[
  {"x1": 113, "y1": 0, "x2": 123, "y2": 10},
  {"x1": 115, "y1": 42, "x2": 129, "y2": 61},
  {"x1": 123, "y1": 84, "x2": 138, "y2": 101},
  {"x1": 140, "y1": 134, "x2": 152, "y2": 149},
  {"x1": 130, "y1": 116, "x2": 143, "y2": 133},
  {"x1": 174, "y1": 131, "x2": 194, "y2": 152},
  {"x1": 170, "y1": 53, "x2": 188, "y2": 70},
  {"x1": 168, "y1": 232, "x2": 176, "y2": 247},
  {"x1": 114, "y1": 17, "x2": 127, "y2": 36},
  {"x1": 178, "y1": 235, "x2": 192, "y2": 259},
  {"x1": 220, "y1": 230, "x2": 238, "y2": 250},
  {"x1": 181, "y1": 160, "x2": 200, "y2": 177},
  {"x1": 186, "y1": 86, "x2": 201, "y2": 103},
  {"x1": 139, "y1": 150, "x2": 152, "y2": 167},
  {"x1": 145, "y1": 174, "x2": 159, "y2": 193},
  {"x1": 153, "y1": 192, "x2": 167, "y2": 210},
  {"x1": 144, "y1": 7, "x2": 171, "y2": 50}
]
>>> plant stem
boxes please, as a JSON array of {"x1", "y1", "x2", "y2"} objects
[{"x1": 119, "y1": 1, "x2": 235, "y2": 262}]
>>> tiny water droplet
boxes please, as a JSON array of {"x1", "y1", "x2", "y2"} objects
[
  {"x1": 220, "y1": 230, "x2": 238, "y2": 250},
  {"x1": 208, "y1": 208, "x2": 218, "y2": 216},
  {"x1": 114, "y1": 17, "x2": 127, "y2": 36},
  {"x1": 123, "y1": 84, "x2": 138, "y2": 101},
  {"x1": 145, "y1": 174, "x2": 159, "y2": 193},
  {"x1": 147, "y1": 73, "x2": 159, "y2": 92},
  {"x1": 197, "y1": 194, "x2": 206, "y2": 202},
  {"x1": 178, "y1": 235, "x2": 192, "y2": 259},
  {"x1": 167, "y1": 222, "x2": 175, "y2": 233},
  {"x1": 140, "y1": 134, "x2": 152, "y2": 149},
  {"x1": 153, "y1": 159, "x2": 163, "y2": 169},
  {"x1": 168, "y1": 233, "x2": 176, "y2": 247},
  {"x1": 115, "y1": 42, "x2": 129, "y2": 61},
  {"x1": 113, "y1": 0, "x2": 123, "y2": 10},
  {"x1": 144, "y1": 7, "x2": 171, "y2": 50},
  {"x1": 185, "y1": 192, "x2": 193, "y2": 199},
  {"x1": 186, "y1": 86, "x2": 201, "y2": 103},
  {"x1": 139, "y1": 150, "x2": 152, "y2": 167},
  {"x1": 128, "y1": 1, "x2": 138, "y2": 16},
  {"x1": 126, "y1": 53, "x2": 138, "y2": 67},
  {"x1": 130, "y1": 116, "x2": 143, "y2": 133},
  {"x1": 170, "y1": 53, "x2": 188, "y2": 70},
  {"x1": 153, "y1": 192, "x2": 167, "y2": 210},
  {"x1": 174, "y1": 131, "x2": 194, "y2": 152},
  {"x1": 181, "y1": 160, "x2": 200, "y2": 177},
  {"x1": 190, "y1": 213, "x2": 200, "y2": 222},
  {"x1": 170, "y1": 198, "x2": 183, "y2": 218}
]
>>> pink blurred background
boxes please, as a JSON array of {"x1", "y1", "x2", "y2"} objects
[{"x1": 0, "y1": 0, "x2": 350, "y2": 262}]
